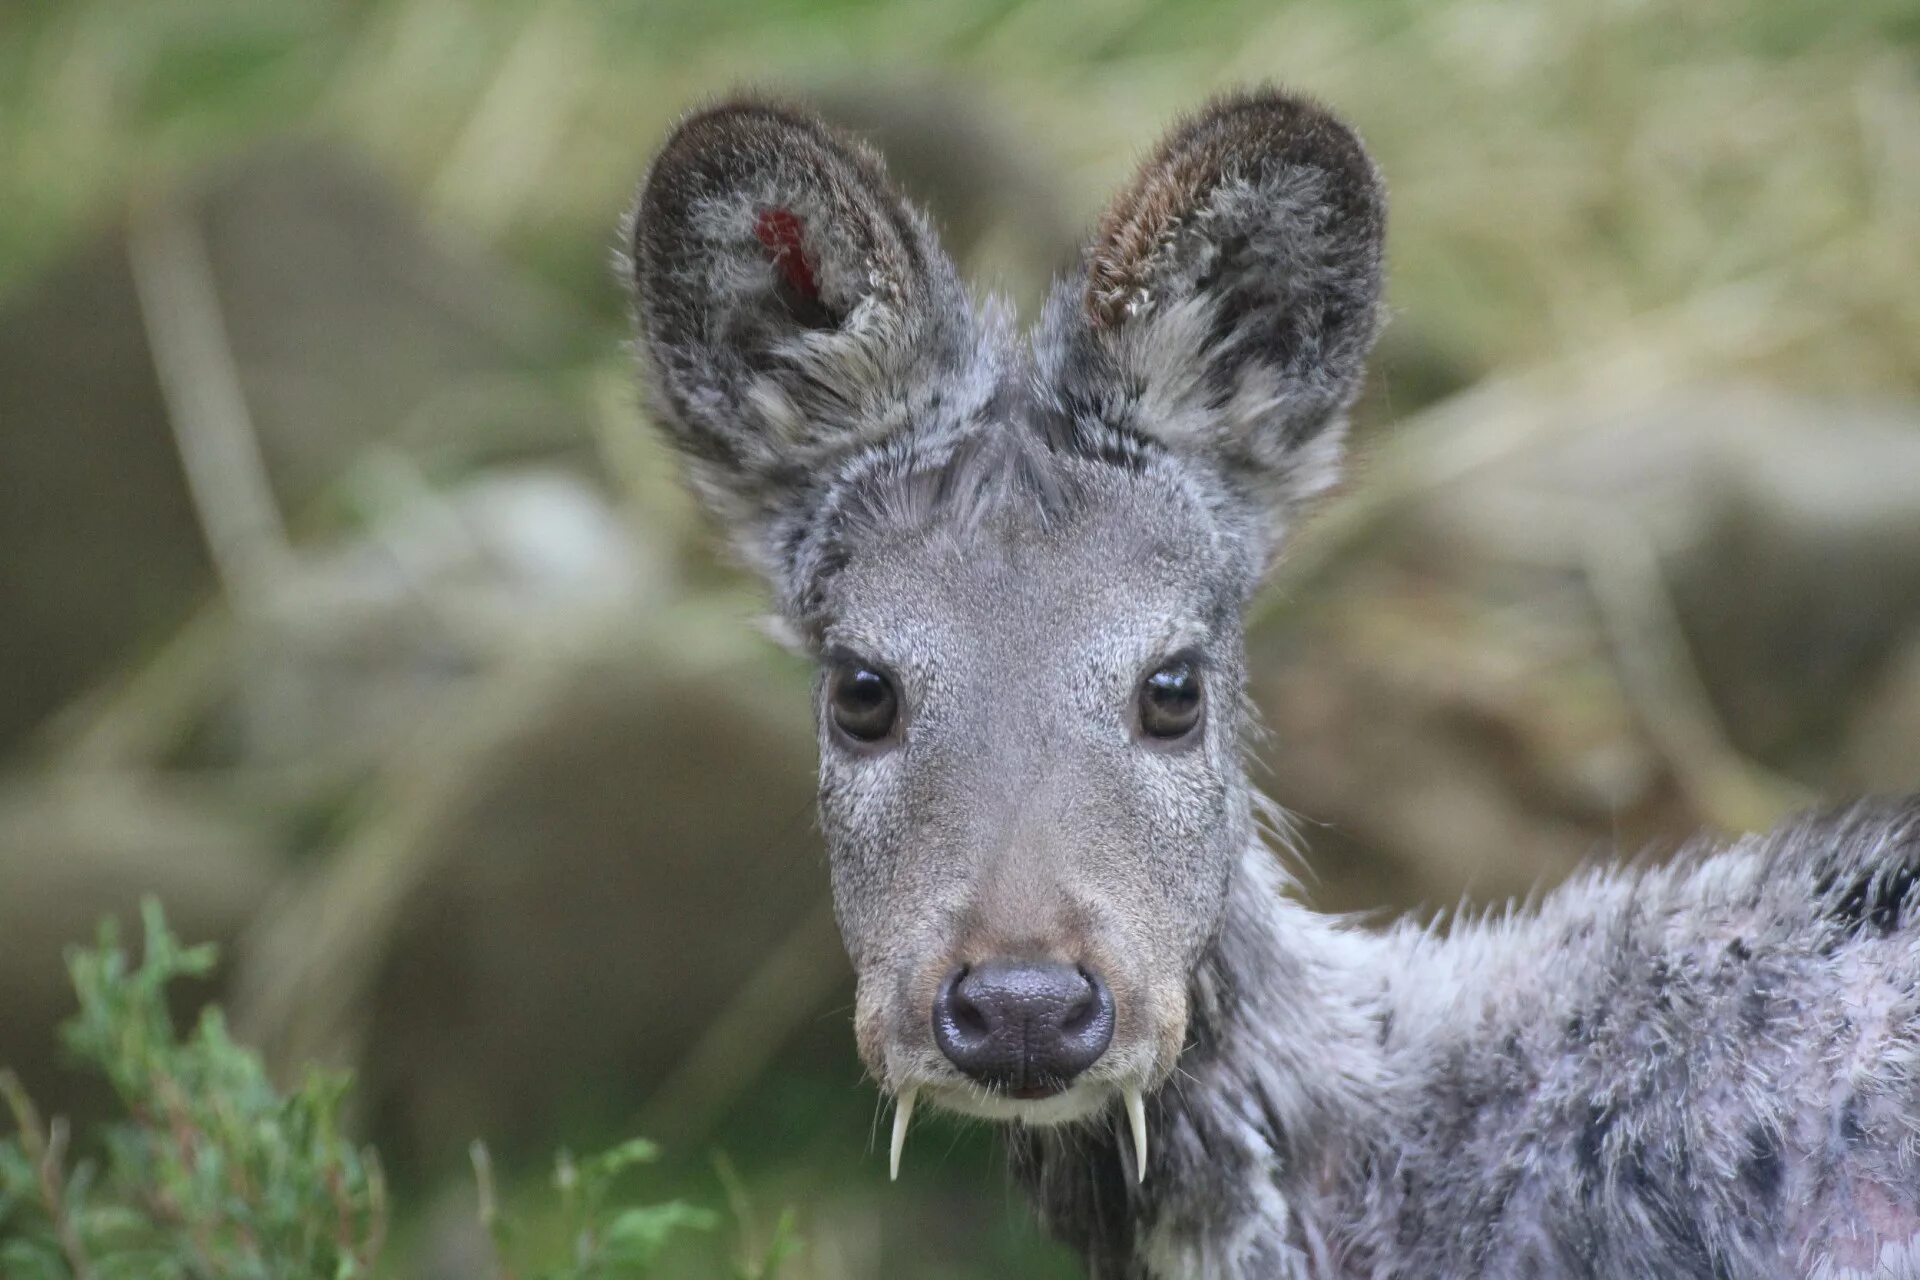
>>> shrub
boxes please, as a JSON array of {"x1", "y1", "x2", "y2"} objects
[{"x1": 0, "y1": 900, "x2": 767, "y2": 1279}]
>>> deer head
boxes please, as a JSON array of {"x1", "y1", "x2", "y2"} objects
[{"x1": 628, "y1": 89, "x2": 1385, "y2": 1180}]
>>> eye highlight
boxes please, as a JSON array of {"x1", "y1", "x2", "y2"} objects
[
  {"x1": 1138, "y1": 656, "x2": 1204, "y2": 741},
  {"x1": 828, "y1": 659, "x2": 900, "y2": 744}
]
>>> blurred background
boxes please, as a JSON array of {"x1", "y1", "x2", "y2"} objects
[{"x1": 2, "y1": 0, "x2": 1917, "y2": 1274}]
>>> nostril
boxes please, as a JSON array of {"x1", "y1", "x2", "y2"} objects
[
  {"x1": 1060, "y1": 966, "x2": 1099, "y2": 1034},
  {"x1": 1056, "y1": 969, "x2": 1115, "y2": 1075},
  {"x1": 948, "y1": 969, "x2": 991, "y2": 1038},
  {"x1": 934, "y1": 967, "x2": 993, "y2": 1057}
]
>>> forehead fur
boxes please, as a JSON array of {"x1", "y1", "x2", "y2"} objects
[{"x1": 788, "y1": 411, "x2": 1263, "y2": 638}]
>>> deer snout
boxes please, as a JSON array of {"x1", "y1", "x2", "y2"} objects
[{"x1": 931, "y1": 961, "x2": 1115, "y2": 1096}]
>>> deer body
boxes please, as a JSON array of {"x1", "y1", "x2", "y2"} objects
[
  {"x1": 626, "y1": 89, "x2": 1920, "y2": 1278},
  {"x1": 1022, "y1": 811, "x2": 1920, "y2": 1278}
]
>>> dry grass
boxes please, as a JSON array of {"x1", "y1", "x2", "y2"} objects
[{"x1": 3, "y1": 0, "x2": 1916, "y2": 402}]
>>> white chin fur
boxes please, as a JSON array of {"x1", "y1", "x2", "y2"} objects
[{"x1": 927, "y1": 1079, "x2": 1115, "y2": 1126}]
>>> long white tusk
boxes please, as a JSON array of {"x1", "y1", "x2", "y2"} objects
[
  {"x1": 1125, "y1": 1088, "x2": 1148, "y2": 1185},
  {"x1": 890, "y1": 1087, "x2": 917, "y2": 1181}
]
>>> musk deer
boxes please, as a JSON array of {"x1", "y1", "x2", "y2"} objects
[{"x1": 626, "y1": 88, "x2": 1920, "y2": 1279}]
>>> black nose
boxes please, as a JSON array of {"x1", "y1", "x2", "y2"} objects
[{"x1": 932, "y1": 961, "x2": 1115, "y2": 1095}]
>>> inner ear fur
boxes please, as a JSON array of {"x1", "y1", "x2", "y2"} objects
[
  {"x1": 1085, "y1": 90, "x2": 1384, "y2": 337},
  {"x1": 632, "y1": 99, "x2": 936, "y2": 339}
]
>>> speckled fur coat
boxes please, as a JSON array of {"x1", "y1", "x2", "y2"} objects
[{"x1": 1018, "y1": 803, "x2": 1920, "y2": 1278}]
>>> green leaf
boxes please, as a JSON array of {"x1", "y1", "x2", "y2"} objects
[
  {"x1": 742, "y1": 1207, "x2": 803, "y2": 1280},
  {"x1": 585, "y1": 1138, "x2": 662, "y2": 1179},
  {"x1": 0, "y1": 1237, "x2": 66, "y2": 1280},
  {"x1": 596, "y1": 1200, "x2": 719, "y2": 1265}
]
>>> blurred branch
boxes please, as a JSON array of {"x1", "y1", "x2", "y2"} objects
[
  {"x1": 1267, "y1": 266, "x2": 1818, "y2": 619},
  {"x1": 127, "y1": 196, "x2": 295, "y2": 610},
  {"x1": 35, "y1": 603, "x2": 232, "y2": 772},
  {"x1": 1575, "y1": 504, "x2": 1812, "y2": 831},
  {"x1": 427, "y1": 2, "x2": 588, "y2": 239},
  {"x1": 1424, "y1": 483, "x2": 1814, "y2": 833},
  {"x1": 1, "y1": 1071, "x2": 98, "y2": 1280},
  {"x1": 637, "y1": 897, "x2": 846, "y2": 1148},
  {"x1": 228, "y1": 623, "x2": 609, "y2": 1079}
]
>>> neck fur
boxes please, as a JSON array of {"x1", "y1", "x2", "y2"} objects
[{"x1": 1013, "y1": 847, "x2": 1391, "y2": 1279}]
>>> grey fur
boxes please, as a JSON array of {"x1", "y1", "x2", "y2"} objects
[
  {"x1": 628, "y1": 88, "x2": 1920, "y2": 1278},
  {"x1": 1017, "y1": 803, "x2": 1920, "y2": 1278}
]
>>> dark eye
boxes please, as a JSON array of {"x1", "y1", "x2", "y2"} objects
[
  {"x1": 829, "y1": 661, "x2": 899, "y2": 743},
  {"x1": 1139, "y1": 658, "x2": 1204, "y2": 741}
]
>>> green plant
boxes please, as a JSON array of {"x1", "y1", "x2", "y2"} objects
[
  {"x1": 0, "y1": 901, "x2": 746, "y2": 1279},
  {"x1": 465, "y1": 1136, "x2": 796, "y2": 1280}
]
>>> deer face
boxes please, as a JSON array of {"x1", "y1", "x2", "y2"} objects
[
  {"x1": 812, "y1": 456, "x2": 1253, "y2": 1126},
  {"x1": 629, "y1": 92, "x2": 1383, "y2": 1149}
]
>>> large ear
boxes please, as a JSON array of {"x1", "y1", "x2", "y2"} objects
[
  {"x1": 1036, "y1": 89, "x2": 1386, "y2": 562},
  {"x1": 628, "y1": 98, "x2": 984, "y2": 598}
]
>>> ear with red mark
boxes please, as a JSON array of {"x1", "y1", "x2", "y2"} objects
[
  {"x1": 752, "y1": 207, "x2": 820, "y2": 303},
  {"x1": 629, "y1": 98, "x2": 974, "y2": 586}
]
